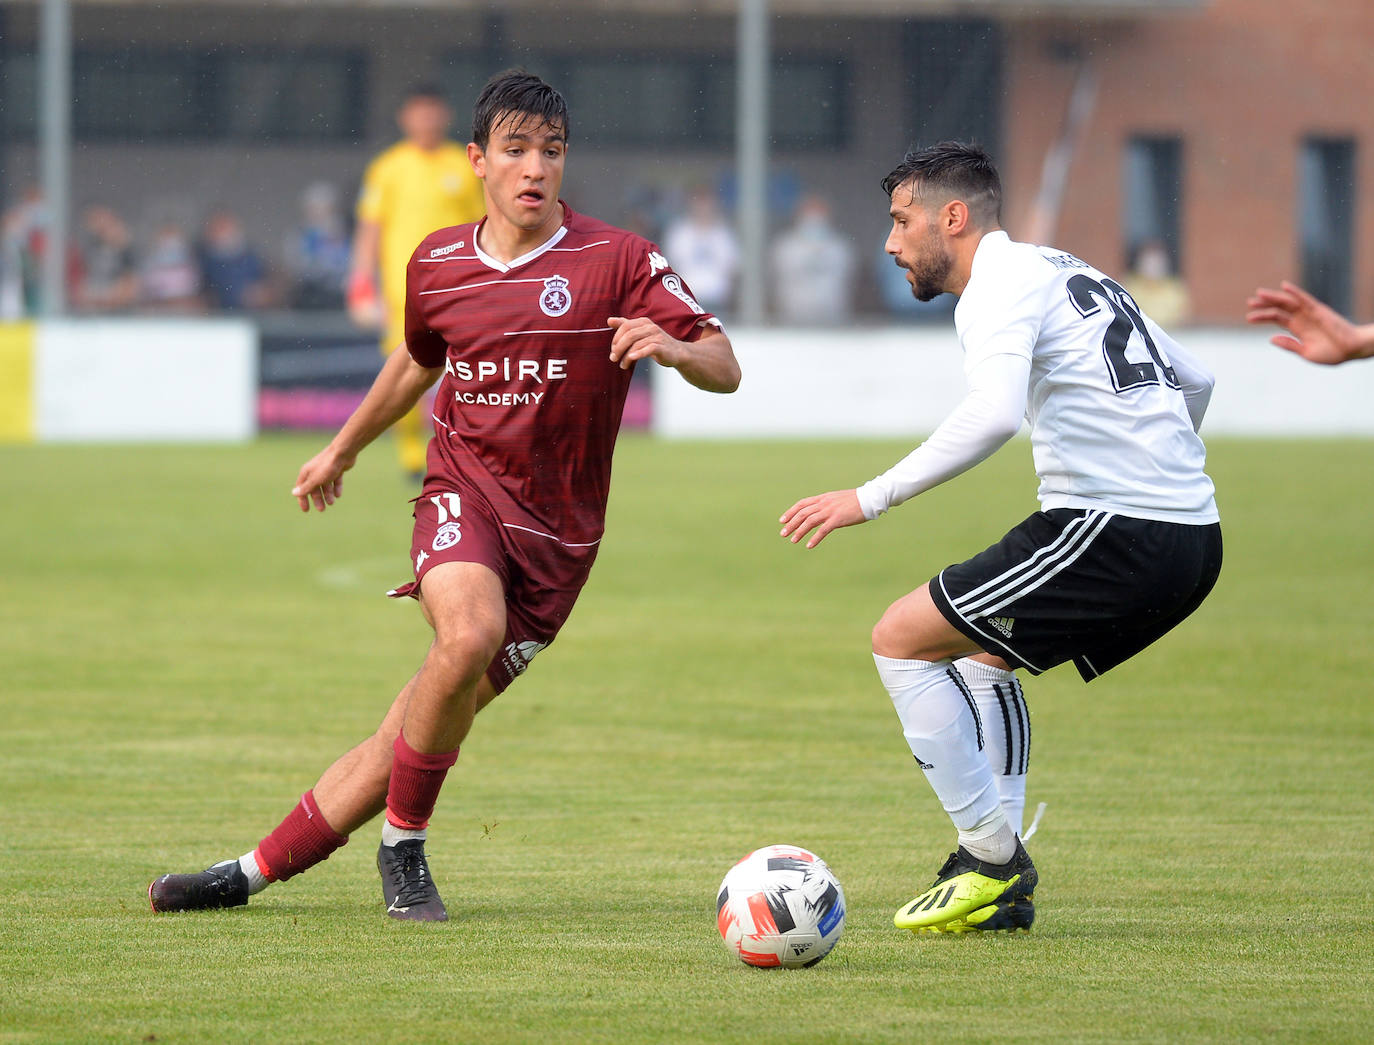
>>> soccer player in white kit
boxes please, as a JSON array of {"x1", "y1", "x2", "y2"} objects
[{"x1": 780, "y1": 142, "x2": 1222, "y2": 934}]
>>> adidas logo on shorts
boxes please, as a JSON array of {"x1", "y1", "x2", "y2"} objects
[{"x1": 987, "y1": 616, "x2": 1015, "y2": 638}]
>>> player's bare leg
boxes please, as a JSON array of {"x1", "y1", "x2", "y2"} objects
[
  {"x1": 147, "y1": 684, "x2": 408, "y2": 915},
  {"x1": 376, "y1": 560, "x2": 507, "y2": 922},
  {"x1": 310, "y1": 665, "x2": 501, "y2": 834},
  {"x1": 149, "y1": 562, "x2": 506, "y2": 918},
  {"x1": 871, "y1": 583, "x2": 1037, "y2": 932}
]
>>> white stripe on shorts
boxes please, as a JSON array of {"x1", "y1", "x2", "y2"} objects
[{"x1": 949, "y1": 509, "x2": 1114, "y2": 619}]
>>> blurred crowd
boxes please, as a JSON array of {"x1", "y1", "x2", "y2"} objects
[
  {"x1": 0, "y1": 175, "x2": 1117, "y2": 326},
  {"x1": 0, "y1": 180, "x2": 352, "y2": 320},
  {"x1": 635, "y1": 180, "x2": 911, "y2": 325}
]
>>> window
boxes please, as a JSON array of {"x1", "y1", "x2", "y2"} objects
[
  {"x1": 0, "y1": 50, "x2": 38, "y2": 139},
  {"x1": 1298, "y1": 136, "x2": 1356, "y2": 315},
  {"x1": 443, "y1": 50, "x2": 848, "y2": 149},
  {"x1": 214, "y1": 50, "x2": 365, "y2": 142},
  {"x1": 902, "y1": 20, "x2": 1001, "y2": 150},
  {"x1": 74, "y1": 49, "x2": 208, "y2": 140},
  {"x1": 561, "y1": 57, "x2": 707, "y2": 147},
  {"x1": 5, "y1": 47, "x2": 365, "y2": 143},
  {"x1": 1123, "y1": 136, "x2": 1184, "y2": 273},
  {"x1": 762, "y1": 57, "x2": 849, "y2": 149}
]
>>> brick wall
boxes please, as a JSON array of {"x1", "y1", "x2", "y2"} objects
[{"x1": 1002, "y1": 0, "x2": 1374, "y2": 323}]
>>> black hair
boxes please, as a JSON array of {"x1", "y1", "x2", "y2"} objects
[
  {"x1": 471, "y1": 69, "x2": 570, "y2": 149},
  {"x1": 402, "y1": 82, "x2": 449, "y2": 105},
  {"x1": 880, "y1": 140, "x2": 1002, "y2": 226}
]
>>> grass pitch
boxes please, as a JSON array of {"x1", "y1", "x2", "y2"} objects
[{"x1": 1, "y1": 433, "x2": 1371, "y2": 1044}]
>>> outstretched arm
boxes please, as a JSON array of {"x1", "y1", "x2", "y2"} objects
[
  {"x1": 607, "y1": 318, "x2": 740, "y2": 393},
  {"x1": 1246, "y1": 280, "x2": 1374, "y2": 365},
  {"x1": 780, "y1": 352, "x2": 1029, "y2": 549},
  {"x1": 293, "y1": 346, "x2": 443, "y2": 512}
]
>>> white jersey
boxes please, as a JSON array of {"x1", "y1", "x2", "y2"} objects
[{"x1": 857, "y1": 230, "x2": 1219, "y2": 525}]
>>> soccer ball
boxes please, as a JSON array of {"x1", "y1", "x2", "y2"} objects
[{"x1": 716, "y1": 844, "x2": 846, "y2": 968}]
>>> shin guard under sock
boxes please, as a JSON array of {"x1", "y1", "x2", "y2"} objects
[
  {"x1": 254, "y1": 789, "x2": 348, "y2": 882},
  {"x1": 385, "y1": 733, "x2": 459, "y2": 830}
]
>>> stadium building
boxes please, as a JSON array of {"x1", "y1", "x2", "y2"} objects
[{"x1": 1, "y1": 0, "x2": 1370, "y2": 325}]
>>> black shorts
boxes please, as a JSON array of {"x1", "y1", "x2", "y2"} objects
[{"x1": 928, "y1": 508, "x2": 1222, "y2": 681}]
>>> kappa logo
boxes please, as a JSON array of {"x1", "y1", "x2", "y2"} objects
[
  {"x1": 539, "y1": 274, "x2": 572, "y2": 317},
  {"x1": 647, "y1": 250, "x2": 669, "y2": 278},
  {"x1": 987, "y1": 616, "x2": 1015, "y2": 638},
  {"x1": 661, "y1": 273, "x2": 704, "y2": 315},
  {"x1": 429, "y1": 240, "x2": 465, "y2": 259},
  {"x1": 432, "y1": 521, "x2": 462, "y2": 551},
  {"x1": 415, "y1": 549, "x2": 430, "y2": 571}
]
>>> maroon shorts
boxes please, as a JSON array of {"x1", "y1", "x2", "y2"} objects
[{"x1": 389, "y1": 482, "x2": 600, "y2": 694}]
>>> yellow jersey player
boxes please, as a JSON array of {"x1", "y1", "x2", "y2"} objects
[{"x1": 349, "y1": 83, "x2": 486, "y2": 478}]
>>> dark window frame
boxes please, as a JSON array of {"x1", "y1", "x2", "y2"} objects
[
  {"x1": 3, "y1": 45, "x2": 367, "y2": 144},
  {"x1": 1122, "y1": 134, "x2": 1185, "y2": 274},
  {"x1": 1298, "y1": 135, "x2": 1356, "y2": 316},
  {"x1": 442, "y1": 49, "x2": 850, "y2": 150}
]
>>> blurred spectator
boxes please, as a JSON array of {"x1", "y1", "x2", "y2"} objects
[
  {"x1": 1, "y1": 187, "x2": 43, "y2": 317},
  {"x1": 663, "y1": 186, "x2": 739, "y2": 315},
  {"x1": 198, "y1": 210, "x2": 275, "y2": 312},
  {"x1": 620, "y1": 182, "x2": 667, "y2": 244},
  {"x1": 139, "y1": 220, "x2": 204, "y2": 313},
  {"x1": 351, "y1": 82, "x2": 485, "y2": 478},
  {"x1": 875, "y1": 234, "x2": 954, "y2": 321},
  {"x1": 286, "y1": 181, "x2": 350, "y2": 311},
  {"x1": 770, "y1": 194, "x2": 855, "y2": 324},
  {"x1": 1122, "y1": 238, "x2": 1189, "y2": 328},
  {"x1": 73, "y1": 205, "x2": 139, "y2": 313},
  {"x1": 1, "y1": 185, "x2": 80, "y2": 318}
]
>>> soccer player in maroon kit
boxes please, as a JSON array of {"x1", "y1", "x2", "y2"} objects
[{"x1": 149, "y1": 71, "x2": 740, "y2": 921}]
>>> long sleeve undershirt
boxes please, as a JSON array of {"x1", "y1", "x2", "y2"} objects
[
  {"x1": 1160, "y1": 336, "x2": 1214, "y2": 432},
  {"x1": 856, "y1": 351, "x2": 1031, "y2": 520}
]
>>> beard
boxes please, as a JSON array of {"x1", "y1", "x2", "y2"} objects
[{"x1": 902, "y1": 236, "x2": 952, "y2": 301}]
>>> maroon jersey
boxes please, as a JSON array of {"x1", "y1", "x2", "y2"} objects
[{"x1": 404, "y1": 202, "x2": 717, "y2": 547}]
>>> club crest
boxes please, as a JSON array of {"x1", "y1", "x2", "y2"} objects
[
  {"x1": 432, "y1": 522, "x2": 462, "y2": 551},
  {"x1": 539, "y1": 275, "x2": 572, "y2": 317}
]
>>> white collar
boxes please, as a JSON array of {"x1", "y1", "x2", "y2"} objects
[{"x1": 473, "y1": 222, "x2": 569, "y2": 273}]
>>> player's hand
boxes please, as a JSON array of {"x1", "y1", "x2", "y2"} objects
[
  {"x1": 292, "y1": 446, "x2": 355, "y2": 513},
  {"x1": 1245, "y1": 280, "x2": 1371, "y2": 365},
  {"x1": 607, "y1": 316, "x2": 685, "y2": 371},
  {"x1": 779, "y1": 490, "x2": 866, "y2": 549}
]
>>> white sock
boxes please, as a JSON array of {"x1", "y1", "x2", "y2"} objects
[
  {"x1": 236, "y1": 852, "x2": 270, "y2": 895},
  {"x1": 960, "y1": 810, "x2": 1018, "y2": 866},
  {"x1": 381, "y1": 820, "x2": 426, "y2": 848},
  {"x1": 955, "y1": 657, "x2": 1031, "y2": 837},
  {"x1": 874, "y1": 654, "x2": 1015, "y2": 865}
]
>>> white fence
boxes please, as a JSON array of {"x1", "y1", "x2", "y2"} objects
[
  {"x1": 8, "y1": 321, "x2": 1372, "y2": 444},
  {"x1": 653, "y1": 326, "x2": 1374, "y2": 438},
  {"x1": 11, "y1": 319, "x2": 257, "y2": 442}
]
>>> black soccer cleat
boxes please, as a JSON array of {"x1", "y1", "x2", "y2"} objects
[
  {"x1": 149, "y1": 859, "x2": 250, "y2": 913},
  {"x1": 377, "y1": 840, "x2": 448, "y2": 922},
  {"x1": 894, "y1": 839, "x2": 1037, "y2": 932}
]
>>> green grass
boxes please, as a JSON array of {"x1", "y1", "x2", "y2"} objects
[{"x1": 1, "y1": 433, "x2": 1372, "y2": 1044}]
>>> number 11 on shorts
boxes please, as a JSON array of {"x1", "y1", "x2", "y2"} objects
[{"x1": 430, "y1": 493, "x2": 462, "y2": 525}]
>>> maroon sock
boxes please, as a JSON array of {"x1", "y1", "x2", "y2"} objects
[
  {"x1": 255, "y1": 789, "x2": 348, "y2": 882},
  {"x1": 386, "y1": 733, "x2": 459, "y2": 830}
]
